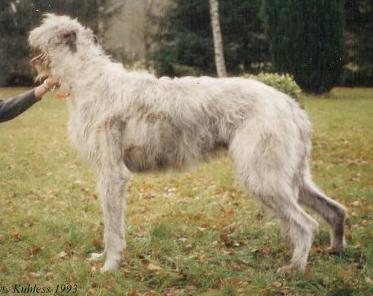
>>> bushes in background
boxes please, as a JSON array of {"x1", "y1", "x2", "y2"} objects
[{"x1": 244, "y1": 73, "x2": 301, "y2": 100}]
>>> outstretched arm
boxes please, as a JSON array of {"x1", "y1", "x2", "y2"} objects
[{"x1": 0, "y1": 78, "x2": 57, "y2": 123}]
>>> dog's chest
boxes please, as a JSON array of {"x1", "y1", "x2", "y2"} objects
[{"x1": 68, "y1": 109, "x2": 99, "y2": 162}]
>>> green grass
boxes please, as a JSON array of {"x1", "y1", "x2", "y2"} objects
[{"x1": 0, "y1": 87, "x2": 372, "y2": 295}]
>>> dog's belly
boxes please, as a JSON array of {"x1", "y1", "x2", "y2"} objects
[
  {"x1": 121, "y1": 116, "x2": 222, "y2": 172},
  {"x1": 123, "y1": 144, "x2": 171, "y2": 171}
]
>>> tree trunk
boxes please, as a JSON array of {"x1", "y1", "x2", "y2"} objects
[{"x1": 209, "y1": 0, "x2": 227, "y2": 77}]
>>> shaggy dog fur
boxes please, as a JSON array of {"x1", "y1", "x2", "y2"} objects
[{"x1": 28, "y1": 14, "x2": 346, "y2": 273}]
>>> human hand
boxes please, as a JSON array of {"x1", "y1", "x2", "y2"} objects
[
  {"x1": 43, "y1": 77, "x2": 60, "y2": 90},
  {"x1": 34, "y1": 77, "x2": 60, "y2": 100}
]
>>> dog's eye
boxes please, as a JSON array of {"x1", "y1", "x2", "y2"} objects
[
  {"x1": 60, "y1": 31, "x2": 77, "y2": 53},
  {"x1": 62, "y1": 31, "x2": 75, "y2": 40}
]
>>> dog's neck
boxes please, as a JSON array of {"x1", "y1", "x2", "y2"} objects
[{"x1": 52, "y1": 50, "x2": 111, "y2": 95}]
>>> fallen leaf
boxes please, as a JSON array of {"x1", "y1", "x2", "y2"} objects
[
  {"x1": 228, "y1": 263, "x2": 242, "y2": 271},
  {"x1": 46, "y1": 272, "x2": 54, "y2": 280},
  {"x1": 92, "y1": 239, "x2": 102, "y2": 249},
  {"x1": 351, "y1": 201, "x2": 360, "y2": 207},
  {"x1": 128, "y1": 288, "x2": 137, "y2": 296},
  {"x1": 220, "y1": 233, "x2": 233, "y2": 247},
  {"x1": 197, "y1": 254, "x2": 205, "y2": 263},
  {"x1": 58, "y1": 250, "x2": 67, "y2": 259},
  {"x1": 10, "y1": 232, "x2": 22, "y2": 241},
  {"x1": 271, "y1": 281, "x2": 282, "y2": 288},
  {"x1": 20, "y1": 260, "x2": 31, "y2": 271},
  {"x1": 22, "y1": 222, "x2": 34, "y2": 228},
  {"x1": 64, "y1": 241, "x2": 73, "y2": 257},
  {"x1": 221, "y1": 209, "x2": 235, "y2": 218},
  {"x1": 222, "y1": 249, "x2": 235, "y2": 256},
  {"x1": 259, "y1": 247, "x2": 272, "y2": 255},
  {"x1": 163, "y1": 288, "x2": 178, "y2": 296},
  {"x1": 230, "y1": 278, "x2": 242, "y2": 287},
  {"x1": 27, "y1": 245, "x2": 42, "y2": 257},
  {"x1": 147, "y1": 263, "x2": 162, "y2": 272},
  {"x1": 177, "y1": 271, "x2": 187, "y2": 280},
  {"x1": 186, "y1": 285, "x2": 196, "y2": 295},
  {"x1": 28, "y1": 272, "x2": 41, "y2": 278}
]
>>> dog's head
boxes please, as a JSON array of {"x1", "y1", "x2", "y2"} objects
[{"x1": 29, "y1": 14, "x2": 99, "y2": 80}]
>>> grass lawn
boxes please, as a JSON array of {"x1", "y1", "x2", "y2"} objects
[{"x1": 0, "y1": 87, "x2": 372, "y2": 295}]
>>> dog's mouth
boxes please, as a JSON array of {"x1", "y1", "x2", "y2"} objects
[
  {"x1": 30, "y1": 52, "x2": 44, "y2": 66},
  {"x1": 30, "y1": 50, "x2": 50, "y2": 81}
]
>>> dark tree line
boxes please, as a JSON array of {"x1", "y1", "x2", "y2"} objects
[
  {"x1": 0, "y1": 0, "x2": 99, "y2": 86},
  {"x1": 343, "y1": 0, "x2": 373, "y2": 86},
  {"x1": 154, "y1": 0, "x2": 373, "y2": 92},
  {"x1": 0, "y1": 0, "x2": 372, "y2": 92},
  {"x1": 261, "y1": 0, "x2": 345, "y2": 94},
  {"x1": 153, "y1": 0, "x2": 269, "y2": 77}
]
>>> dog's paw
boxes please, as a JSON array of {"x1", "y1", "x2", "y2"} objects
[
  {"x1": 100, "y1": 259, "x2": 120, "y2": 273},
  {"x1": 277, "y1": 265, "x2": 294, "y2": 277},
  {"x1": 327, "y1": 245, "x2": 345, "y2": 254},
  {"x1": 329, "y1": 236, "x2": 346, "y2": 253},
  {"x1": 88, "y1": 252, "x2": 105, "y2": 262},
  {"x1": 277, "y1": 264, "x2": 305, "y2": 277}
]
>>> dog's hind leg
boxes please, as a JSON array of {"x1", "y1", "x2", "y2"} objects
[
  {"x1": 299, "y1": 170, "x2": 346, "y2": 252},
  {"x1": 229, "y1": 124, "x2": 318, "y2": 274},
  {"x1": 93, "y1": 119, "x2": 130, "y2": 273}
]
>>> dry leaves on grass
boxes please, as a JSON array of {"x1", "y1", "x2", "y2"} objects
[
  {"x1": 92, "y1": 239, "x2": 103, "y2": 249},
  {"x1": 10, "y1": 232, "x2": 22, "y2": 241},
  {"x1": 28, "y1": 272, "x2": 41, "y2": 279},
  {"x1": 219, "y1": 232, "x2": 244, "y2": 248},
  {"x1": 26, "y1": 245, "x2": 42, "y2": 257},
  {"x1": 128, "y1": 288, "x2": 138, "y2": 296},
  {"x1": 57, "y1": 242, "x2": 74, "y2": 259},
  {"x1": 146, "y1": 263, "x2": 163, "y2": 273},
  {"x1": 64, "y1": 241, "x2": 74, "y2": 257},
  {"x1": 271, "y1": 281, "x2": 282, "y2": 288},
  {"x1": 250, "y1": 246, "x2": 272, "y2": 256},
  {"x1": 58, "y1": 251, "x2": 68, "y2": 259}
]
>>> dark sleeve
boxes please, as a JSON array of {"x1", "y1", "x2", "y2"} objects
[{"x1": 0, "y1": 90, "x2": 38, "y2": 123}]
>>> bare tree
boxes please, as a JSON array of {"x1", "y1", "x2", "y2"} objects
[{"x1": 209, "y1": 0, "x2": 227, "y2": 77}]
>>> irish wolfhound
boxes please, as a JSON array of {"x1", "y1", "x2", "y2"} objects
[{"x1": 28, "y1": 14, "x2": 346, "y2": 274}]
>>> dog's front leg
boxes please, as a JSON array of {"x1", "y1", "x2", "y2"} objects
[
  {"x1": 96, "y1": 165, "x2": 129, "y2": 272},
  {"x1": 90, "y1": 118, "x2": 130, "y2": 272}
]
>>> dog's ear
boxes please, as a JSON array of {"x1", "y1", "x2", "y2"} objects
[{"x1": 61, "y1": 30, "x2": 77, "y2": 53}]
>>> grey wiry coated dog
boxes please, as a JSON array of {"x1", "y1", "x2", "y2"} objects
[{"x1": 29, "y1": 14, "x2": 346, "y2": 274}]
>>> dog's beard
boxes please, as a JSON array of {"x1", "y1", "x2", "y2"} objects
[{"x1": 30, "y1": 51, "x2": 50, "y2": 81}]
